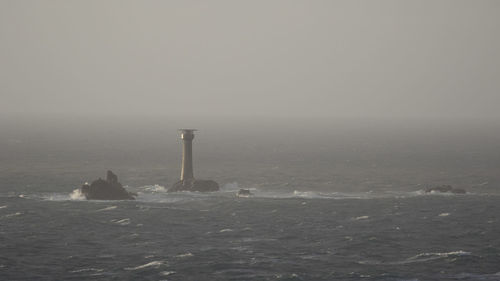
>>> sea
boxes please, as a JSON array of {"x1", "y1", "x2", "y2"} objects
[{"x1": 1, "y1": 115, "x2": 500, "y2": 280}]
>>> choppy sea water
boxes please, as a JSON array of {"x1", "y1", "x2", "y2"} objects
[
  {"x1": 2, "y1": 117, "x2": 500, "y2": 280},
  {"x1": 1, "y1": 185, "x2": 499, "y2": 281}
]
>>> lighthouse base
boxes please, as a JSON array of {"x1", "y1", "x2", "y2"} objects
[{"x1": 168, "y1": 179, "x2": 220, "y2": 193}]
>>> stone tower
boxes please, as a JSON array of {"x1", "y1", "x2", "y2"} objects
[
  {"x1": 179, "y1": 129, "x2": 196, "y2": 181},
  {"x1": 168, "y1": 129, "x2": 219, "y2": 192}
]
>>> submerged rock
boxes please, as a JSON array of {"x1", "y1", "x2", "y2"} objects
[
  {"x1": 169, "y1": 179, "x2": 219, "y2": 193},
  {"x1": 80, "y1": 171, "x2": 135, "y2": 200},
  {"x1": 236, "y1": 189, "x2": 253, "y2": 197},
  {"x1": 425, "y1": 185, "x2": 466, "y2": 194}
]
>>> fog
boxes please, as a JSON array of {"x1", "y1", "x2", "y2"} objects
[
  {"x1": 1, "y1": 0, "x2": 499, "y2": 119},
  {"x1": 2, "y1": 1, "x2": 500, "y2": 193},
  {"x1": 1, "y1": 115, "x2": 500, "y2": 194}
]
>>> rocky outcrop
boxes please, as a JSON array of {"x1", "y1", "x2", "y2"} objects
[
  {"x1": 80, "y1": 171, "x2": 136, "y2": 200},
  {"x1": 425, "y1": 185, "x2": 466, "y2": 194},
  {"x1": 168, "y1": 178, "x2": 219, "y2": 192},
  {"x1": 236, "y1": 189, "x2": 253, "y2": 197}
]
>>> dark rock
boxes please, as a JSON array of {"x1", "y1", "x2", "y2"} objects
[
  {"x1": 237, "y1": 189, "x2": 253, "y2": 197},
  {"x1": 106, "y1": 170, "x2": 118, "y2": 183},
  {"x1": 169, "y1": 179, "x2": 219, "y2": 192},
  {"x1": 425, "y1": 185, "x2": 466, "y2": 194},
  {"x1": 80, "y1": 170, "x2": 135, "y2": 200}
]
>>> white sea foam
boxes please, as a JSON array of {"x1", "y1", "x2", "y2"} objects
[
  {"x1": 160, "y1": 271, "x2": 176, "y2": 276},
  {"x1": 70, "y1": 268, "x2": 104, "y2": 273},
  {"x1": 2, "y1": 212, "x2": 22, "y2": 218},
  {"x1": 360, "y1": 250, "x2": 472, "y2": 265},
  {"x1": 141, "y1": 184, "x2": 167, "y2": 193},
  {"x1": 36, "y1": 192, "x2": 77, "y2": 201},
  {"x1": 175, "y1": 252, "x2": 193, "y2": 258},
  {"x1": 18, "y1": 183, "x2": 483, "y2": 205},
  {"x1": 422, "y1": 189, "x2": 464, "y2": 196},
  {"x1": 0, "y1": 205, "x2": 7, "y2": 209},
  {"x1": 97, "y1": 206, "x2": 117, "y2": 212},
  {"x1": 355, "y1": 215, "x2": 370, "y2": 220},
  {"x1": 124, "y1": 260, "x2": 165, "y2": 270},
  {"x1": 111, "y1": 218, "x2": 131, "y2": 225},
  {"x1": 250, "y1": 189, "x2": 425, "y2": 200},
  {"x1": 219, "y1": 228, "x2": 234, "y2": 233},
  {"x1": 438, "y1": 212, "x2": 450, "y2": 217},
  {"x1": 405, "y1": 250, "x2": 471, "y2": 263},
  {"x1": 292, "y1": 190, "x2": 332, "y2": 198},
  {"x1": 277, "y1": 188, "x2": 480, "y2": 200},
  {"x1": 70, "y1": 189, "x2": 86, "y2": 200},
  {"x1": 134, "y1": 186, "x2": 201, "y2": 203}
]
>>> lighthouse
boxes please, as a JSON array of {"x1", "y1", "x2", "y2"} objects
[
  {"x1": 168, "y1": 129, "x2": 220, "y2": 192},
  {"x1": 179, "y1": 129, "x2": 196, "y2": 182}
]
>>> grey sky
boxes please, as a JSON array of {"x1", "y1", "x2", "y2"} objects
[{"x1": 1, "y1": 0, "x2": 499, "y2": 119}]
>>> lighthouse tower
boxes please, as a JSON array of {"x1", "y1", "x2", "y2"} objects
[
  {"x1": 179, "y1": 129, "x2": 196, "y2": 182},
  {"x1": 168, "y1": 129, "x2": 219, "y2": 192}
]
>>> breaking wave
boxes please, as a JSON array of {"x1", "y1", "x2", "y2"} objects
[
  {"x1": 70, "y1": 268, "x2": 104, "y2": 273},
  {"x1": 1, "y1": 212, "x2": 22, "y2": 219},
  {"x1": 124, "y1": 260, "x2": 165, "y2": 270},
  {"x1": 70, "y1": 189, "x2": 85, "y2": 200},
  {"x1": 406, "y1": 250, "x2": 472, "y2": 262},
  {"x1": 11, "y1": 181, "x2": 490, "y2": 205},
  {"x1": 359, "y1": 250, "x2": 473, "y2": 265},
  {"x1": 175, "y1": 252, "x2": 193, "y2": 258},
  {"x1": 111, "y1": 218, "x2": 131, "y2": 225}
]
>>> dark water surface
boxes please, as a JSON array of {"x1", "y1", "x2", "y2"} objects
[{"x1": 1, "y1": 190, "x2": 500, "y2": 280}]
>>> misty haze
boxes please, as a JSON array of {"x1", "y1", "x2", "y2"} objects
[{"x1": 1, "y1": 1, "x2": 500, "y2": 280}]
